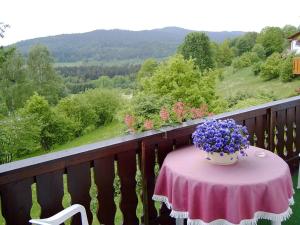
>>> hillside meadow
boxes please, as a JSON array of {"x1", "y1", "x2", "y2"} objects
[{"x1": 217, "y1": 66, "x2": 300, "y2": 109}]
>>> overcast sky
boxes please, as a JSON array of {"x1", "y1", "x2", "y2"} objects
[{"x1": 1, "y1": 0, "x2": 300, "y2": 45}]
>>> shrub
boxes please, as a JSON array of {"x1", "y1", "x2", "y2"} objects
[
  {"x1": 260, "y1": 53, "x2": 282, "y2": 80},
  {"x1": 141, "y1": 55, "x2": 218, "y2": 108},
  {"x1": 252, "y1": 62, "x2": 262, "y2": 75},
  {"x1": 21, "y1": 94, "x2": 75, "y2": 150},
  {"x1": 257, "y1": 27, "x2": 284, "y2": 56},
  {"x1": 232, "y1": 52, "x2": 260, "y2": 69},
  {"x1": 280, "y1": 55, "x2": 294, "y2": 82},
  {"x1": 226, "y1": 92, "x2": 253, "y2": 108},
  {"x1": 0, "y1": 115, "x2": 41, "y2": 159},
  {"x1": 129, "y1": 93, "x2": 173, "y2": 130},
  {"x1": 56, "y1": 95, "x2": 97, "y2": 136},
  {"x1": 251, "y1": 44, "x2": 266, "y2": 59},
  {"x1": 42, "y1": 111, "x2": 76, "y2": 149},
  {"x1": 83, "y1": 89, "x2": 121, "y2": 126}
]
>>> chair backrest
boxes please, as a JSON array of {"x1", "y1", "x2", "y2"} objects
[{"x1": 29, "y1": 204, "x2": 89, "y2": 225}]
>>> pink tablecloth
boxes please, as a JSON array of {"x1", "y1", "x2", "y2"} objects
[{"x1": 153, "y1": 146, "x2": 294, "y2": 225}]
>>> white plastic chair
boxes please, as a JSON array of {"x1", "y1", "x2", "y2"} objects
[{"x1": 29, "y1": 204, "x2": 89, "y2": 225}]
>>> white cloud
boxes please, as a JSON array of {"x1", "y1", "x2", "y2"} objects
[{"x1": 1, "y1": 0, "x2": 299, "y2": 45}]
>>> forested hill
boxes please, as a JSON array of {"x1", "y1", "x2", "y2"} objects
[{"x1": 13, "y1": 27, "x2": 245, "y2": 62}]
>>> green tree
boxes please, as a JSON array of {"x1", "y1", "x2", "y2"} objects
[
  {"x1": 141, "y1": 54, "x2": 217, "y2": 108},
  {"x1": 280, "y1": 55, "x2": 294, "y2": 82},
  {"x1": 178, "y1": 32, "x2": 214, "y2": 71},
  {"x1": 56, "y1": 94, "x2": 97, "y2": 136},
  {"x1": 235, "y1": 32, "x2": 258, "y2": 55},
  {"x1": 0, "y1": 114, "x2": 41, "y2": 159},
  {"x1": 232, "y1": 52, "x2": 260, "y2": 69},
  {"x1": 251, "y1": 44, "x2": 266, "y2": 59},
  {"x1": 27, "y1": 45, "x2": 65, "y2": 104},
  {"x1": 260, "y1": 53, "x2": 282, "y2": 80},
  {"x1": 94, "y1": 76, "x2": 113, "y2": 88},
  {"x1": 282, "y1": 25, "x2": 299, "y2": 49},
  {"x1": 282, "y1": 25, "x2": 298, "y2": 38},
  {"x1": 83, "y1": 89, "x2": 121, "y2": 126},
  {"x1": 0, "y1": 49, "x2": 32, "y2": 113},
  {"x1": 216, "y1": 40, "x2": 234, "y2": 66},
  {"x1": 21, "y1": 94, "x2": 75, "y2": 150},
  {"x1": 137, "y1": 58, "x2": 158, "y2": 81},
  {"x1": 257, "y1": 27, "x2": 284, "y2": 56}
]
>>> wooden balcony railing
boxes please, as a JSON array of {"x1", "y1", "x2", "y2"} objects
[{"x1": 0, "y1": 95, "x2": 299, "y2": 225}]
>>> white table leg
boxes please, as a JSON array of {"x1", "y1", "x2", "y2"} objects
[
  {"x1": 176, "y1": 218, "x2": 184, "y2": 225},
  {"x1": 271, "y1": 220, "x2": 281, "y2": 225}
]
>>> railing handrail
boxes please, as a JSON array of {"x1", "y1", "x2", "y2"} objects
[{"x1": 0, "y1": 95, "x2": 299, "y2": 179}]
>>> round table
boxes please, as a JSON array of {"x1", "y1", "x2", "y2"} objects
[{"x1": 153, "y1": 146, "x2": 294, "y2": 225}]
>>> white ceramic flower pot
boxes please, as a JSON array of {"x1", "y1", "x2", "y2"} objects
[{"x1": 205, "y1": 151, "x2": 238, "y2": 165}]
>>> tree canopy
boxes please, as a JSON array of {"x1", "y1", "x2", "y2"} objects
[
  {"x1": 178, "y1": 32, "x2": 214, "y2": 71},
  {"x1": 257, "y1": 27, "x2": 284, "y2": 56},
  {"x1": 28, "y1": 45, "x2": 66, "y2": 104},
  {"x1": 141, "y1": 54, "x2": 217, "y2": 107}
]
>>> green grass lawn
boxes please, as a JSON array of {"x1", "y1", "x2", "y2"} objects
[
  {"x1": 53, "y1": 120, "x2": 125, "y2": 151},
  {"x1": 217, "y1": 67, "x2": 300, "y2": 101},
  {"x1": 17, "y1": 120, "x2": 126, "y2": 160}
]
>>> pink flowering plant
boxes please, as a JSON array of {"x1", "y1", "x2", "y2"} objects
[
  {"x1": 124, "y1": 101, "x2": 213, "y2": 132},
  {"x1": 192, "y1": 119, "x2": 250, "y2": 156}
]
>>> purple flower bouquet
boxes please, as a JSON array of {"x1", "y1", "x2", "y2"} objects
[{"x1": 192, "y1": 119, "x2": 250, "y2": 165}]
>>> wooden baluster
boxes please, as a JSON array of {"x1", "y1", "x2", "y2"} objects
[
  {"x1": 255, "y1": 115, "x2": 267, "y2": 149},
  {"x1": 141, "y1": 141, "x2": 158, "y2": 225},
  {"x1": 94, "y1": 156, "x2": 116, "y2": 225},
  {"x1": 67, "y1": 163, "x2": 93, "y2": 225},
  {"x1": 117, "y1": 150, "x2": 139, "y2": 225},
  {"x1": 245, "y1": 118, "x2": 255, "y2": 146},
  {"x1": 276, "y1": 110, "x2": 286, "y2": 159},
  {"x1": 268, "y1": 109, "x2": 276, "y2": 152},
  {"x1": 157, "y1": 139, "x2": 175, "y2": 225},
  {"x1": 1, "y1": 178, "x2": 33, "y2": 225},
  {"x1": 286, "y1": 107, "x2": 295, "y2": 159},
  {"x1": 36, "y1": 171, "x2": 64, "y2": 219}
]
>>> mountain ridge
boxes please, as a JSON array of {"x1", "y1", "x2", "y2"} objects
[{"x1": 13, "y1": 27, "x2": 245, "y2": 63}]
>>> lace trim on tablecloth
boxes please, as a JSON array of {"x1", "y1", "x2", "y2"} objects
[{"x1": 152, "y1": 194, "x2": 294, "y2": 225}]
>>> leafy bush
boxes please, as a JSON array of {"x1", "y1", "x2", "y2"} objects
[
  {"x1": 42, "y1": 111, "x2": 76, "y2": 149},
  {"x1": 56, "y1": 95, "x2": 97, "y2": 136},
  {"x1": 252, "y1": 44, "x2": 266, "y2": 59},
  {"x1": 232, "y1": 52, "x2": 260, "y2": 69},
  {"x1": 141, "y1": 54, "x2": 218, "y2": 108},
  {"x1": 0, "y1": 115, "x2": 41, "y2": 159},
  {"x1": 252, "y1": 62, "x2": 262, "y2": 75},
  {"x1": 21, "y1": 94, "x2": 75, "y2": 150},
  {"x1": 257, "y1": 27, "x2": 284, "y2": 56},
  {"x1": 260, "y1": 53, "x2": 282, "y2": 80},
  {"x1": 216, "y1": 40, "x2": 234, "y2": 67},
  {"x1": 56, "y1": 88, "x2": 121, "y2": 135},
  {"x1": 226, "y1": 92, "x2": 253, "y2": 108},
  {"x1": 128, "y1": 93, "x2": 173, "y2": 130},
  {"x1": 280, "y1": 55, "x2": 294, "y2": 82},
  {"x1": 227, "y1": 90, "x2": 276, "y2": 111},
  {"x1": 83, "y1": 89, "x2": 121, "y2": 126}
]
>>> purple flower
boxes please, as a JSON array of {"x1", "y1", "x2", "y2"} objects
[{"x1": 192, "y1": 119, "x2": 250, "y2": 155}]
